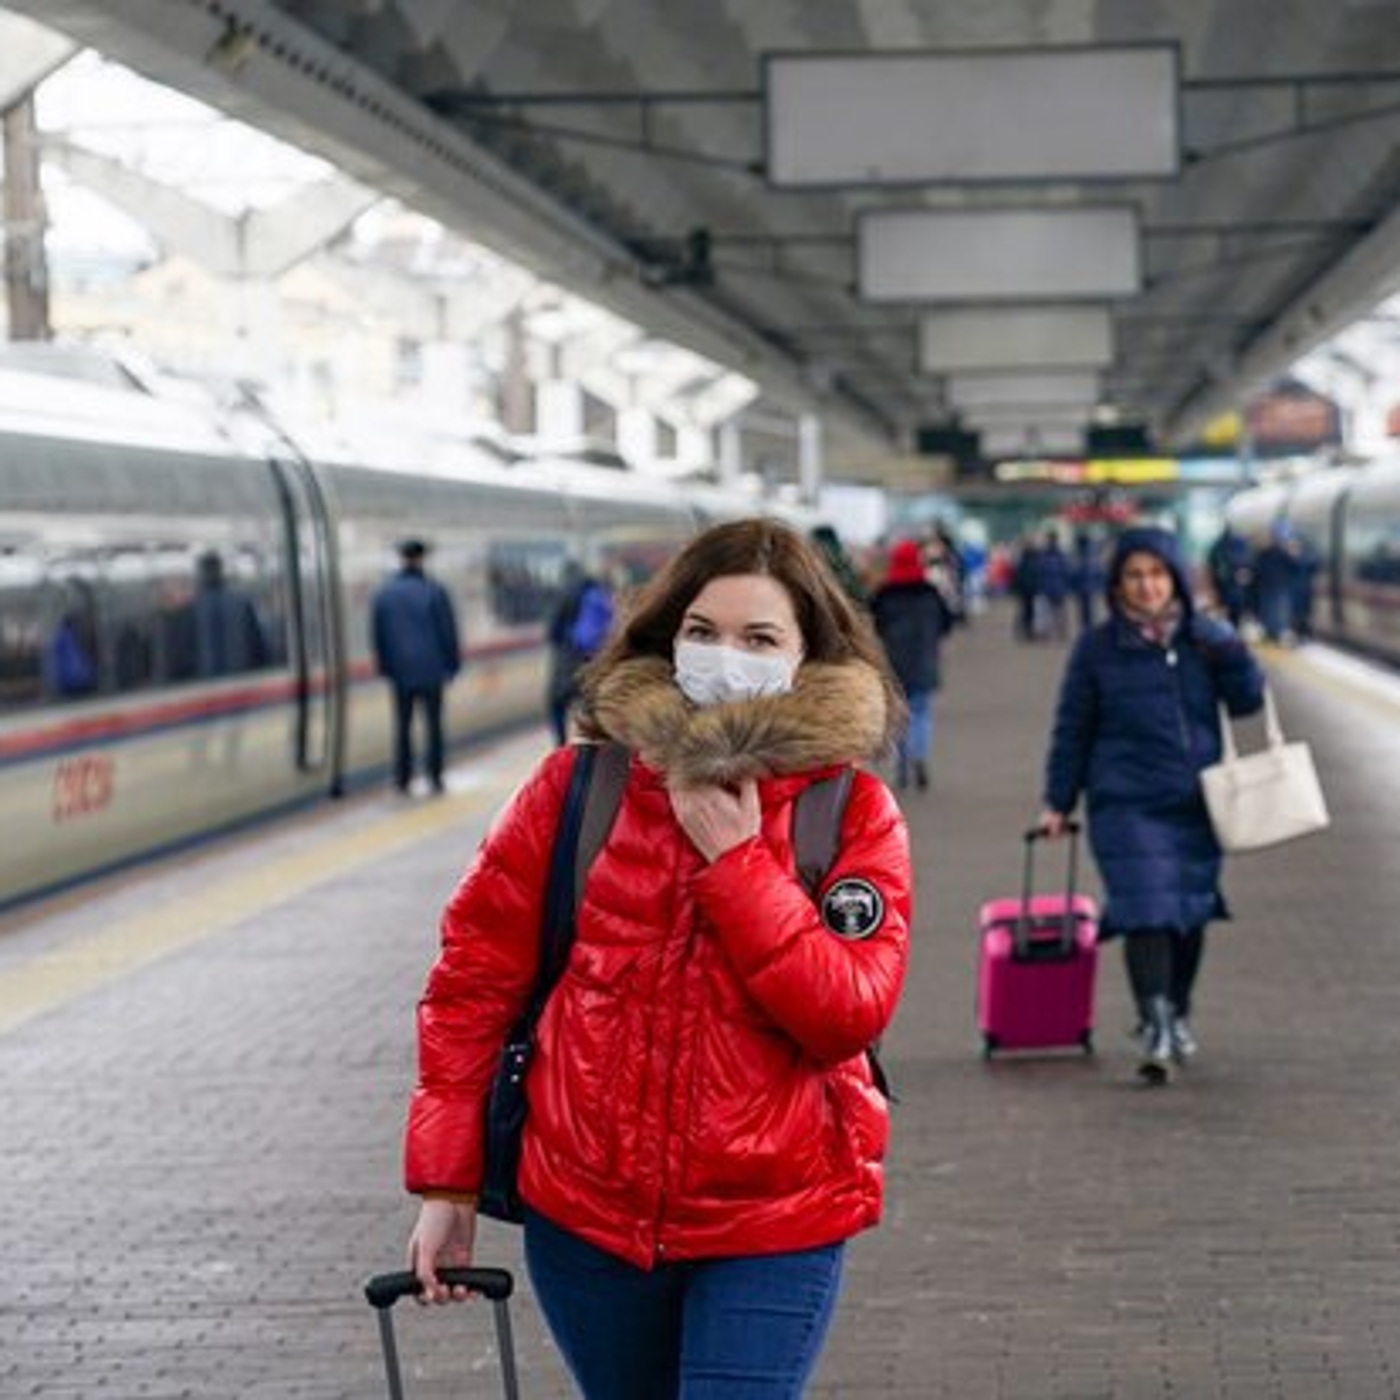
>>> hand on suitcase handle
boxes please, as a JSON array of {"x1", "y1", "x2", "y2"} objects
[
  {"x1": 365, "y1": 1267, "x2": 514, "y2": 1309},
  {"x1": 1028, "y1": 815, "x2": 1080, "y2": 842}
]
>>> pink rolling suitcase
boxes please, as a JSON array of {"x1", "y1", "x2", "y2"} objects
[{"x1": 976, "y1": 824, "x2": 1099, "y2": 1057}]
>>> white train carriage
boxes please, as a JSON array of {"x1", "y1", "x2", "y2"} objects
[
  {"x1": 0, "y1": 355, "x2": 759, "y2": 911},
  {"x1": 1224, "y1": 456, "x2": 1400, "y2": 662}
]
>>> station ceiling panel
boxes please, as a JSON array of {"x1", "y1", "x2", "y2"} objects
[{"x1": 11, "y1": 0, "x2": 1400, "y2": 474}]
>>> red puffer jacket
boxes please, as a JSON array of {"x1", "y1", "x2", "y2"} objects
[{"x1": 405, "y1": 657, "x2": 912, "y2": 1269}]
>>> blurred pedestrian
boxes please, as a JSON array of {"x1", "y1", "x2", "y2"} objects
[
  {"x1": 404, "y1": 517, "x2": 911, "y2": 1397},
  {"x1": 1289, "y1": 531, "x2": 1320, "y2": 640},
  {"x1": 1036, "y1": 531, "x2": 1072, "y2": 641},
  {"x1": 1252, "y1": 525, "x2": 1299, "y2": 643},
  {"x1": 1038, "y1": 526, "x2": 1264, "y2": 1084},
  {"x1": 371, "y1": 539, "x2": 462, "y2": 794},
  {"x1": 1012, "y1": 535, "x2": 1042, "y2": 641},
  {"x1": 1070, "y1": 532, "x2": 1105, "y2": 632},
  {"x1": 1207, "y1": 524, "x2": 1252, "y2": 629},
  {"x1": 871, "y1": 539, "x2": 954, "y2": 791},
  {"x1": 809, "y1": 523, "x2": 869, "y2": 607},
  {"x1": 545, "y1": 561, "x2": 614, "y2": 745}
]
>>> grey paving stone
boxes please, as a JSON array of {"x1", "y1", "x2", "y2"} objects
[{"x1": 3, "y1": 625, "x2": 1400, "y2": 1395}]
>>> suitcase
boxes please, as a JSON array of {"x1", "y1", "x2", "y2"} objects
[
  {"x1": 976, "y1": 824, "x2": 1099, "y2": 1057},
  {"x1": 364, "y1": 1266, "x2": 520, "y2": 1400}
]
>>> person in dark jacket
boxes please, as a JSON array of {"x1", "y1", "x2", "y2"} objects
[
  {"x1": 1206, "y1": 525, "x2": 1252, "y2": 628},
  {"x1": 810, "y1": 523, "x2": 869, "y2": 607},
  {"x1": 1252, "y1": 526, "x2": 1300, "y2": 643},
  {"x1": 871, "y1": 539, "x2": 953, "y2": 791},
  {"x1": 372, "y1": 539, "x2": 462, "y2": 794},
  {"x1": 1070, "y1": 531, "x2": 1106, "y2": 632},
  {"x1": 1038, "y1": 526, "x2": 1265, "y2": 1084},
  {"x1": 1036, "y1": 531, "x2": 1073, "y2": 641},
  {"x1": 545, "y1": 562, "x2": 614, "y2": 745}
]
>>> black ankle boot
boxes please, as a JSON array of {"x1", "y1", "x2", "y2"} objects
[
  {"x1": 914, "y1": 761, "x2": 929, "y2": 790},
  {"x1": 1137, "y1": 996, "x2": 1175, "y2": 1085}
]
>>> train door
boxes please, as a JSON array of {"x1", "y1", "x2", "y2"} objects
[{"x1": 268, "y1": 457, "x2": 346, "y2": 791}]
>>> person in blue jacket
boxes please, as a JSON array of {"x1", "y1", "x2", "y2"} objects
[
  {"x1": 372, "y1": 539, "x2": 462, "y2": 794},
  {"x1": 1038, "y1": 526, "x2": 1265, "y2": 1084}
]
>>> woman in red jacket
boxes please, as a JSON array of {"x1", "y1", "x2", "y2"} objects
[{"x1": 404, "y1": 517, "x2": 913, "y2": 1398}]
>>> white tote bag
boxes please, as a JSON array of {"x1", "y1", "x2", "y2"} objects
[{"x1": 1199, "y1": 688, "x2": 1330, "y2": 853}]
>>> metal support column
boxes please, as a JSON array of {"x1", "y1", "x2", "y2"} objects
[{"x1": 2, "y1": 89, "x2": 50, "y2": 341}]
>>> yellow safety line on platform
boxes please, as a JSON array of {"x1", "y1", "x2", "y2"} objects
[
  {"x1": 1265, "y1": 644, "x2": 1400, "y2": 721},
  {"x1": 0, "y1": 779, "x2": 516, "y2": 1038}
]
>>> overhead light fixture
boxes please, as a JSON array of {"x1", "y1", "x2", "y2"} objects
[
  {"x1": 765, "y1": 45, "x2": 1179, "y2": 187},
  {"x1": 947, "y1": 370, "x2": 1102, "y2": 410},
  {"x1": 919, "y1": 306, "x2": 1114, "y2": 373},
  {"x1": 859, "y1": 206, "x2": 1141, "y2": 302}
]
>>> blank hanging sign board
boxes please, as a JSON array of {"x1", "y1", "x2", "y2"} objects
[
  {"x1": 859, "y1": 206, "x2": 1141, "y2": 302},
  {"x1": 765, "y1": 45, "x2": 1179, "y2": 187},
  {"x1": 919, "y1": 307, "x2": 1114, "y2": 373}
]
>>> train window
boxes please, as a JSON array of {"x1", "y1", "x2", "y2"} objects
[
  {"x1": 0, "y1": 551, "x2": 45, "y2": 708},
  {"x1": 169, "y1": 545, "x2": 286, "y2": 680},
  {"x1": 1348, "y1": 504, "x2": 1400, "y2": 587},
  {"x1": 487, "y1": 539, "x2": 572, "y2": 625}
]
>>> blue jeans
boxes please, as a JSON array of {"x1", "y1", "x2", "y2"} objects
[
  {"x1": 523, "y1": 1209, "x2": 845, "y2": 1399},
  {"x1": 897, "y1": 688, "x2": 933, "y2": 764}
]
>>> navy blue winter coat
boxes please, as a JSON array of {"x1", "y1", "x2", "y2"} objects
[
  {"x1": 372, "y1": 567, "x2": 462, "y2": 691},
  {"x1": 1043, "y1": 528, "x2": 1265, "y2": 936},
  {"x1": 871, "y1": 581, "x2": 952, "y2": 694}
]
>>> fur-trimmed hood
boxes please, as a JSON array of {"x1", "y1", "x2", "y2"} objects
[{"x1": 589, "y1": 655, "x2": 888, "y2": 786}]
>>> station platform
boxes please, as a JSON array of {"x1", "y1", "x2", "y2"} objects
[{"x1": 3, "y1": 607, "x2": 1399, "y2": 1399}]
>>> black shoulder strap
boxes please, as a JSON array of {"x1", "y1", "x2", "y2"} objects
[
  {"x1": 528, "y1": 745, "x2": 597, "y2": 1020},
  {"x1": 792, "y1": 766, "x2": 855, "y2": 895},
  {"x1": 522, "y1": 741, "x2": 629, "y2": 1032},
  {"x1": 573, "y1": 742, "x2": 630, "y2": 912},
  {"x1": 792, "y1": 766, "x2": 895, "y2": 1102}
]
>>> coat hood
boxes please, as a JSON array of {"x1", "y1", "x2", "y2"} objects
[
  {"x1": 884, "y1": 540, "x2": 927, "y2": 586},
  {"x1": 589, "y1": 655, "x2": 888, "y2": 785},
  {"x1": 1105, "y1": 526, "x2": 1194, "y2": 618}
]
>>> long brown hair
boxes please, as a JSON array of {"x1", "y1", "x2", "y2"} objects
[{"x1": 578, "y1": 517, "x2": 905, "y2": 747}]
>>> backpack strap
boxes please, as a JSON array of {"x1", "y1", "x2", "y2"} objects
[
  {"x1": 572, "y1": 742, "x2": 630, "y2": 910},
  {"x1": 531, "y1": 742, "x2": 629, "y2": 1009},
  {"x1": 792, "y1": 766, "x2": 855, "y2": 896},
  {"x1": 530, "y1": 745, "x2": 598, "y2": 1013},
  {"x1": 792, "y1": 766, "x2": 895, "y2": 1102}
]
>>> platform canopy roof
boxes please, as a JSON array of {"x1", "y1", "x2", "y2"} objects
[{"x1": 9, "y1": 0, "x2": 1400, "y2": 477}]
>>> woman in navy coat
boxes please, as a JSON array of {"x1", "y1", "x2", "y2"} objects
[{"x1": 1039, "y1": 526, "x2": 1264, "y2": 1084}]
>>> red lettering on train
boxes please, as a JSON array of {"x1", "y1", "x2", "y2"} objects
[{"x1": 51, "y1": 755, "x2": 116, "y2": 823}]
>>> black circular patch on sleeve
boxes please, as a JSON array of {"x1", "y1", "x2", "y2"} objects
[{"x1": 820, "y1": 878, "x2": 885, "y2": 940}]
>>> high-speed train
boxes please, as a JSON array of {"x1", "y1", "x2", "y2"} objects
[
  {"x1": 0, "y1": 350, "x2": 799, "y2": 911},
  {"x1": 1223, "y1": 455, "x2": 1400, "y2": 662}
]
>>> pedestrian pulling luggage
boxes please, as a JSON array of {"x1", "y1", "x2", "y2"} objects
[
  {"x1": 1038, "y1": 526, "x2": 1265, "y2": 1084},
  {"x1": 401, "y1": 519, "x2": 913, "y2": 1398}
]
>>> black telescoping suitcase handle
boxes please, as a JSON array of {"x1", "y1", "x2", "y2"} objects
[
  {"x1": 1016, "y1": 821, "x2": 1082, "y2": 958},
  {"x1": 364, "y1": 1267, "x2": 520, "y2": 1400},
  {"x1": 365, "y1": 1267, "x2": 514, "y2": 1307}
]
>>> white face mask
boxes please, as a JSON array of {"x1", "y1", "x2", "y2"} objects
[{"x1": 673, "y1": 639, "x2": 797, "y2": 707}]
